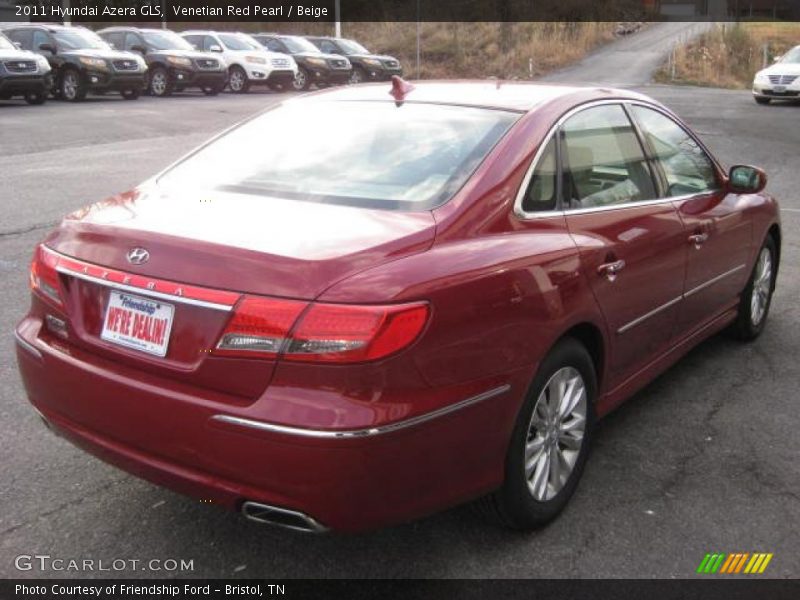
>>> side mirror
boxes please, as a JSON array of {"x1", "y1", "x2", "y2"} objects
[
  {"x1": 209, "y1": 44, "x2": 223, "y2": 53},
  {"x1": 131, "y1": 44, "x2": 147, "y2": 55},
  {"x1": 38, "y1": 43, "x2": 56, "y2": 54},
  {"x1": 728, "y1": 165, "x2": 767, "y2": 194},
  {"x1": 13, "y1": 42, "x2": 22, "y2": 50},
  {"x1": 773, "y1": 54, "x2": 783, "y2": 63}
]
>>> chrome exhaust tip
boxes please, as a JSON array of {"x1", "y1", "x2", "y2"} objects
[{"x1": 241, "y1": 501, "x2": 328, "y2": 533}]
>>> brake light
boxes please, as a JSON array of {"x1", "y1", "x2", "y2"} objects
[
  {"x1": 30, "y1": 245, "x2": 63, "y2": 306},
  {"x1": 214, "y1": 296, "x2": 308, "y2": 359},
  {"x1": 214, "y1": 297, "x2": 429, "y2": 363},
  {"x1": 286, "y1": 302, "x2": 429, "y2": 363}
]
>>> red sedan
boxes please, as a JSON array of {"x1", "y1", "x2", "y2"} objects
[{"x1": 15, "y1": 80, "x2": 780, "y2": 533}]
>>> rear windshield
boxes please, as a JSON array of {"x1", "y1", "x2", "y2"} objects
[{"x1": 157, "y1": 101, "x2": 519, "y2": 211}]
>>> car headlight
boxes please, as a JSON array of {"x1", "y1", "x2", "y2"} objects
[
  {"x1": 363, "y1": 58, "x2": 382, "y2": 67},
  {"x1": 307, "y1": 57, "x2": 327, "y2": 67},
  {"x1": 79, "y1": 57, "x2": 107, "y2": 70},
  {"x1": 36, "y1": 56, "x2": 51, "y2": 73},
  {"x1": 754, "y1": 71, "x2": 770, "y2": 83},
  {"x1": 167, "y1": 55, "x2": 192, "y2": 68},
  {"x1": 246, "y1": 55, "x2": 267, "y2": 65}
]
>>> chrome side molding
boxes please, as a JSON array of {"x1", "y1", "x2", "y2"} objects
[{"x1": 212, "y1": 384, "x2": 511, "y2": 440}]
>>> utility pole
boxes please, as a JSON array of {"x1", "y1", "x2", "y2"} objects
[
  {"x1": 63, "y1": 0, "x2": 71, "y2": 26},
  {"x1": 335, "y1": 0, "x2": 341, "y2": 37}
]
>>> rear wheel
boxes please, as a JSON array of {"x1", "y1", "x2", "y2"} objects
[
  {"x1": 24, "y1": 90, "x2": 47, "y2": 105},
  {"x1": 754, "y1": 96, "x2": 771, "y2": 105},
  {"x1": 228, "y1": 66, "x2": 250, "y2": 93},
  {"x1": 60, "y1": 68, "x2": 86, "y2": 102},
  {"x1": 149, "y1": 67, "x2": 173, "y2": 97},
  {"x1": 729, "y1": 236, "x2": 776, "y2": 341},
  {"x1": 476, "y1": 338, "x2": 596, "y2": 530}
]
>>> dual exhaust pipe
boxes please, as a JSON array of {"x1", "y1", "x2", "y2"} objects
[{"x1": 241, "y1": 501, "x2": 328, "y2": 533}]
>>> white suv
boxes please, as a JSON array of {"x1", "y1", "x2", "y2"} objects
[{"x1": 181, "y1": 30, "x2": 297, "y2": 93}]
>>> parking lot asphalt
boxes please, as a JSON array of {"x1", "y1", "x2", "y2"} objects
[{"x1": 1, "y1": 75, "x2": 799, "y2": 578}]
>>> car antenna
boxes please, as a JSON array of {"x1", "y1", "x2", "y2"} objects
[{"x1": 389, "y1": 75, "x2": 415, "y2": 107}]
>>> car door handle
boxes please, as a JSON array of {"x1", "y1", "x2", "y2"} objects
[
  {"x1": 689, "y1": 233, "x2": 709, "y2": 247},
  {"x1": 597, "y1": 259, "x2": 626, "y2": 282}
]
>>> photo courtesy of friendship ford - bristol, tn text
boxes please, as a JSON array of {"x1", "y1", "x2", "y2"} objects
[{"x1": 1, "y1": 0, "x2": 798, "y2": 597}]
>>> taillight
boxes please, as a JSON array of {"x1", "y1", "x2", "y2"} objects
[
  {"x1": 285, "y1": 302, "x2": 429, "y2": 363},
  {"x1": 214, "y1": 297, "x2": 429, "y2": 363},
  {"x1": 214, "y1": 296, "x2": 307, "y2": 359},
  {"x1": 30, "y1": 245, "x2": 63, "y2": 307}
]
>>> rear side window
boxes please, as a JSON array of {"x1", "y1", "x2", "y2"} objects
[
  {"x1": 561, "y1": 104, "x2": 656, "y2": 209},
  {"x1": 630, "y1": 106, "x2": 718, "y2": 197},
  {"x1": 158, "y1": 101, "x2": 519, "y2": 211},
  {"x1": 522, "y1": 139, "x2": 558, "y2": 213}
]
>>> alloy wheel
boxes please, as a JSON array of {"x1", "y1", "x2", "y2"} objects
[
  {"x1": 525, "y1": 366, "x2": 587, "y2": 502},
  {"x1": 62, "y1": 71, "x2": 78, "y2": 100},
  {"x1": 151, "y1": 71, "x2": 168, "y2": 96},
  {"x1": 292, "y1": 70, "x2": 307, "y2": 91},
  {"x1": 229, "y1": 70, "x2": 245, "y2": 92},
  {"x1": 350, "y1": 69, "x2": 363, "y2": 84},
  {"x1": 750, "y1": 247, "x2": 772, "y2": 326}
]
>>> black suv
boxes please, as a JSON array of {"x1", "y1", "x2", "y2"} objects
[
  {"x1": 99, "y1": 27, "x2": 227, "y2": 97},
  {"x1": 2, "y1": 24, "x2": 146, "y2": 101},
  {"x1": 0, "y1": 32, "x2": 51, "y2": 105},
  {"x1": 305, "y1": 37, "x2": 402, "y2": 84},
  {"x1": 251, "y1": 33, "x2": 351, "y2": 91}
]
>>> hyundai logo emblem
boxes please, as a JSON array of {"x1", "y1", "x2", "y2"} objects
[{"x1": 126, "y1": 247, "x2": 150, "y2": 265}]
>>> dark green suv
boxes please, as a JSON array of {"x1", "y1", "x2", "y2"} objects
[
  {"x1": 99, "y1": 28, "x2": 227, "y2": 97},
  {"x1": 2, "y1": 24, "x2": 146, "y2": 101}
]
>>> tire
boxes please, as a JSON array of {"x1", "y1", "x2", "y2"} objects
[
  {"x1": 121, "y1": 88, "x2": 140, "y2": 100},
  {"x1": 728, "y1": 236, "x2": 777, "y2": 341},
  {"x1": 24, "y1": 90, "x2": 46, "y2": 105},
  {"x1": 148, "y1": 66, "x2": 173, "y2": 97},
  {"x1": 476, "y1": 337, "x2": 597, "y2": 530},
  {"x1": 60, "y1": 68, "x2": 86, "y2": 102},
  {"x1": 349, "y1": 66, "x2": 367, "y2": 84},
  {"x1": 754, "y1": 97, "x2": 771, "y2": 105},
  {"x1": 227, "y1": 66, "x2": 250, "y2": 93},
  {"x1": 292, "y1": 67, "x2": 311, "y2": 91}
]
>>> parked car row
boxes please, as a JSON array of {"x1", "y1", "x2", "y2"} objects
[{"x1": 0, "y1": 24, "x2": 403, "y2": 104}]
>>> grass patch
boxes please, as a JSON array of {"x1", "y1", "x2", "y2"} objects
[{"x1": 655, "y1": 22, "x2": 800, "y2": 89}]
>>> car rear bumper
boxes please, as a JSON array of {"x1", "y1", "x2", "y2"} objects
[{"x1": 15, "y1": 315, "x2": 524, "y2": 532}]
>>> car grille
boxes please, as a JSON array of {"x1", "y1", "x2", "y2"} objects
[
  {"x1": 112, "y1": 59, "x2": 138, "y2": 71},
  {"x1": 4, "y1": 60, "x2": 37, "y2": 73},
  {"x1": 328, "y1": 59, "x2": 349, "y2": 69},
  {"x1": 195, "y1": 58, "x2": 220, "y2": 70},
  {"x1": 271, "y1": 58, "x2": 291, "y2": 68},
  {"x1": 768, "y1": 74, "x2": 798, "y2": 85},
  {"x1": 382, "y1": 59, "x2": 400, "y2": 69}
]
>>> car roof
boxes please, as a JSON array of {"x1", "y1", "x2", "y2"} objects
[
  {"x1": 2, "y1": 23, "x2": 86, "y2": 32},
  {"x1": 297, "y1": 80, "x2": 652, "y2": 113},
  {"x1": 98, "y1": 27, "x2": 166, "y2": 33}
]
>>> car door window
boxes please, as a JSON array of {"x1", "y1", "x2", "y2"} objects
[
  {"x1": 630, "y1": 105, "x2": 719, "y2": 197},
  {"x1": 124, "y1": 32, "x2": 142, "y2": 51},
  {"x1": 32, "y1": 30, "x2": 50, "y2": 52},
  {"x1": 562, "y1": 104, "x2": 656, "y2": 209},
  {"x1": 521, "y1": 138, "x2": 558, "y2": 213},
  {"x1": 203, "y1": 36, "x2": 219, "y2": 52}
]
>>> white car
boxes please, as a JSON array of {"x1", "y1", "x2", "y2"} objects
[
  {"x1": 752, "y1": 45, "x2": 800, "y2": 105},
  {"x1": 181, "y1": 30, "x2": 297, "y2": 93}
]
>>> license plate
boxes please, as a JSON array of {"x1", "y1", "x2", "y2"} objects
[
  {"x1": 773, "y1": 85, "x2": 786, "y2": 93},
  {"x1": 101, "y1": 291, "x2": 174, "y2": 357}
]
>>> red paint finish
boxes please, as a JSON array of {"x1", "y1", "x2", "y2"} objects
[{"x1": 14, "y1": 83, "x2": 781, "y2": 531}]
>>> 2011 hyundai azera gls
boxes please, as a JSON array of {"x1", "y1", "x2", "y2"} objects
[{"x1": 15, "y1": 80, "x2": 780, "y2": 533}]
